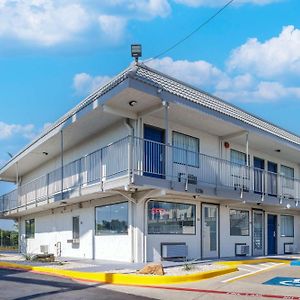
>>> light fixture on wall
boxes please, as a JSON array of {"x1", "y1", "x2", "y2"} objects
[
  {"x1": 279, "y1": 196, "x2": 283, "y2": 205},
  {"x1": 286, "y1": 203, "x2": 291, "y2": 209},
  {"x1": 295, "y1": 200, "x2": 299, "y2": 207},
  {"x1": 129, "y1": 100, "x2": 137, "y2": 107}
]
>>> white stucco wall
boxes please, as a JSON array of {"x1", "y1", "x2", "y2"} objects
[{"x1": 20, "y1": 196, "x2": 132, "y2": 261}]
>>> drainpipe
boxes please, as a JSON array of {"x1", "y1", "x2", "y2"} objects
[
  {"x1": 124, "y1": 118, "x2": 135, "y2": 262},
  {"x1": 124, "y1": 118, "x2": 134, "y2": 184}
]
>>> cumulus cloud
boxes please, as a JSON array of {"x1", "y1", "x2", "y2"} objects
[
  {"x1": 73, "y1": 73, "x2": 111, "y2": 95},
  {"x1": 227, "y1": 25, "x2": 300, "y2": 78},
  {"x1": 0, "y1": 0, "x2": 90, "y2": 46},
  {"x1": 0, "y1": 0, "x2": 171, "y2": 46},
  {"x1": 216, "y1": 81, "x2": 300, "y2": 103},
  {"x1": 98, "y1": 15, "x2": 127, "y2": 43},
  {"x1": 0, "y1": 121, "x2": 36, "y2": 140},
  {"x1": 147, "y1": 56, "x2": 227, "y2": 89},
  {"x1": 174, "y1": 0, "x2": 282, "y2": 7}
]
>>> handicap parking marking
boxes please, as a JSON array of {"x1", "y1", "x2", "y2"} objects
[
  {"x1": 264, "y1": 277, "x2": 300, "y2": 288},
  {"x1": 221, "y1": 263, "x2": 285, "y2": 283}
]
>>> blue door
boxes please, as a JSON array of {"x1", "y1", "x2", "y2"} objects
[
  {"x1": 144, "y1": 125, "x2": 165, "y2": 178},
  {"x1": 268, "y1": 214, "x2": 277, "y2": 255}
]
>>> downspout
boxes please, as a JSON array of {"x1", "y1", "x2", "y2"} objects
[{"x1": 124, "y1": 118, "x2": 135, "y2": 262}]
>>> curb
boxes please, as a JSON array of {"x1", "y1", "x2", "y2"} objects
[
  {"x1": 0, "y1": 261, "x2": 237, "y2": 285},
  {"x1": 215, "y1": 258, "x2": 291, "y2": 267}
]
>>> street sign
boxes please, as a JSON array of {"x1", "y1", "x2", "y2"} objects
[{"x1": 264, "y1": 277, "x2": 300, "y2": 288}]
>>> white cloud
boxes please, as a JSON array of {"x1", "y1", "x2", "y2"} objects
[
  {"x1": 73, "y1": 73, "x2": 111, "y2": 95},
  {"x1": 145, "y1": 55, "x2": 300, "y2": 103},
  {"x1": 98, "y1": 15, "x2": 127, "y2": 43},
  {"x1": 147, "y1": 56, "x2": 227, "y2": 88},
  {"x1": 174, "y1": 0, "x2": 282, "y2": 7},
  {"x1": 0, "y1": 0, "x2": 171, "y2": 46},
  {"x1": 0, "y1": 121, "x2": 36, "y2": 140},
  {"x1": 216, "y1": 81, "x2": 300, "y2": 103},
  {"x1": 0, "y1": 0, "x2": 90, "y2": 46},
  {"x1": 227, "y1": 25, "x2": 300, "y2": 78}
]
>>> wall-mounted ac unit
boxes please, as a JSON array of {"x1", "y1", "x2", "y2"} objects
[
  {"x1": 40, "y1": 245, "x2": 49, "y2": 254},
  {"x1": 235, "y1": 243, "x2": 249, "y2": 256},
  {"x1": 161, "y1": 243, "x2": 188, "y2": 260},
  {"x1": 178, "y1": 173, "x2": 197, "y2": 185},
  {"x1": 284, "y1": 243, "x2": 294, "y2": 254}
]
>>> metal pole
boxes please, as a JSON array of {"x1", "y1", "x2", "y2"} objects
[
  {"x1": 60, "y1": 130, "x2": 64, "y2": 199},
  {"x1": 163, "y1": 101, "x2": 169, "y2": 179},
  {"x1": 246, "y1": 132, "x2": 249, "y2": 167}
]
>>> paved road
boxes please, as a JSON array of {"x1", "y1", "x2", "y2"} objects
[{"x1": 0, "y1": 268, "x2": 155, "y2": 300}]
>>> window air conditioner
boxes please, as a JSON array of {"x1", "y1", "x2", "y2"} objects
[
  {"x1": 235, "y1": 243, "x2": 250, "y2": 256},
  {"x1": 178, "y1": 173, "x2": 197, "y2": 185}
]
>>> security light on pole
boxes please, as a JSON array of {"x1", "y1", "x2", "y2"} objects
[{"x1": 131, "y1": 44, "x2": 142, "y2": 64}]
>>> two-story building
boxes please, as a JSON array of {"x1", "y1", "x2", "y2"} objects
[{"x1": 0, "y1": 63, "x2": 299, "y2": 262}]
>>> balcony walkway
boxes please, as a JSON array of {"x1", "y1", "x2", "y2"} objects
[{"x1": 1, "y1": 136, "x2": 300, "y2": 215}]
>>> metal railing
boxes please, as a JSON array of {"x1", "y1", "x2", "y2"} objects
[{"x1": 1, "y1": 136, "x2": 299, "y2": 213}]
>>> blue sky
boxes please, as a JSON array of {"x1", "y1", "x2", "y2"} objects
[{"x1": 0, "y1": 0, "x2": 300, "y2": 228}]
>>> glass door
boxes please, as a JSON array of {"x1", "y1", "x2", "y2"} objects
[
  {"x1": 202, "y1": 204, "x2": 219, "y2": 258},
  {"x1": 267, "y1": 162, "x2": 277, "y2": 196},
  {"x1": 254, "y1": 157, "x2": 265, "y2": 194},
  {"x1": 252, "y1": 210, "x2": 264, "y2": 256}
]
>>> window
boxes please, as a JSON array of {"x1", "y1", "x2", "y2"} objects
[
  {"x1": 230, "y1": 209, "x2": 249, "y2": 236},
  {"x1": 173, "y1": 132, "x2": 199, "y2": 167},
  {"x1": 95, "y1": 202, "x2": 128, "y2": 235},
  {"x1": 148, "y1": 200, "x2": 196, "y2": 234},
  {"x1": 230, "y1": 149, "x2": 247, "y2": 165},
  {"x1": 281, "y1": 165, "x2": 294, "y2": 189},
  {"x1": 72, "y1": 216, "x2": 80, "y2": 240},
  {"x1": 281, "y1": 215, "x2": 294, "y2": 237},
  {"x1": 25, "y1": 219, "x2": 35, "y2": 239}
]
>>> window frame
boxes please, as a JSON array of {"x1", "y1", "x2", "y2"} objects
[
  {"x1": 95, "y1": 201, "x2": 129, "y2": 236},
  {"x1": 72, "y1": 216, "x2": 80, "y2": 240},
  {"x1": 25, "y1": 219, "x2": 35, "y2": 239},
  {"x1": 280, "y1": 165, "x2": 294, "y2": 189},
  {"x1": 147, "y1": 200, "x2": 196, "y2": 235},
  {"x1": 280, "y1": 214, "x2": 294, "y2": 237},
  {"x1": 229, "y1": 209, "x2": 250, "y2": 236},
  {"x1": 172, "y1": 131, "x2": 200, "y2": 168}
]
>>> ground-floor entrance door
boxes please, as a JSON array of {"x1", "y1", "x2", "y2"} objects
[
  {"x1": 252, "y1": 210, "x2": 264, "y2": 256},
  {"x1": 202, "y1": 204, "x2": 219, "y2": 259},
  {"x1": 267, "y1": 214, "x2": 277, "y2": 255}
]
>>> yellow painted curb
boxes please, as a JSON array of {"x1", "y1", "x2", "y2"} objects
[
  {"x1": 0, "y1": 261, "x2": 238, "y2": 285},
  {"x1": 215, "y1": 258, "x2": 291, "y2": 267}
]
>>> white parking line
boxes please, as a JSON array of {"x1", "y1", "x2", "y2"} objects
[{"x1": 221, "y1": 263, "x2": 284, "y2": 283}]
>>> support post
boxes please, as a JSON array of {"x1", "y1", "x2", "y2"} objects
[
  {"x1": 60, "y1": 130, "x2": 64, "y2": 200},
  {"x1": 163, "y1": 101, "x2": 169, "y2": 180}
]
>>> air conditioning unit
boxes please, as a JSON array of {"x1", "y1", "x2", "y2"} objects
[
  {"x1": 284, "y1": 243, "x2": 294, "y2": 254},
  {"x1": 178, "y1": 173, "x2": 197, "y2": 185},
  {"x1": 235, "y1": 243, "x2": 249, "y2": 256},
  {"x1": 161, "y1": 243, "x2": 188, "y2": 260},
  {"x1": 40, "y1": 245, "x2": 49, "y2": 254}
]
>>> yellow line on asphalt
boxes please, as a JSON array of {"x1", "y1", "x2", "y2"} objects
[{"x1": 221, "y1": 263, "x2": 284, "y2": 283}]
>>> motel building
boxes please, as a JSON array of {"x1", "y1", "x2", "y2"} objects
[{"x1": 0, "y1": 63, "x2": 300, "y2": 263}]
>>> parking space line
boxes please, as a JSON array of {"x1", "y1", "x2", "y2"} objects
[
  {"x1": 221, "y1": 263, "x2": 284, "y2": 283},
  {"x1": 238, "y1": 267, "x2": 255, "y2": 272}
]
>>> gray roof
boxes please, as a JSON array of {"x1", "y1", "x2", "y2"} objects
[{"x1": 1, "y1": 62, "x2": 300, "y2": 172}]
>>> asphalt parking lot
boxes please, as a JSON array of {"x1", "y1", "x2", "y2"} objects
[
  {"x1": 105, "y1": 262, "x2": 300, "y2": 300},
  {"x1": 1, "y1": 262, "x2": 300, "y2": 300},
  {"x1": 0, "y1": 268, "x2": 155, "y2": 300}
]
